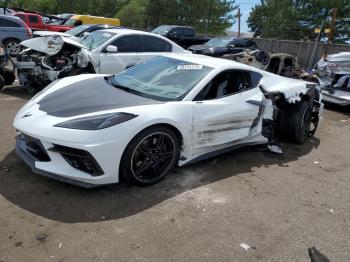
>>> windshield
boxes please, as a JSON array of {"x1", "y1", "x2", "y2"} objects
[
  {"x1": 205, "y1": 37, "x2": 232, "y2": 47},
  {"x1": 65, "y1": 25, "x2": 90, "y2": 36},
  {"x1": 152, "y1": 25, "x2": 173, "y2": 36},
  {"x1": 79, "y1": 31, "x2": 116, "y2": 50},
  {"x1": 111, "y1": 56, "x2": 213, "y2": 101},
  {"x1": 64, "y1": 19, "x2": 76, "y2": 26}
]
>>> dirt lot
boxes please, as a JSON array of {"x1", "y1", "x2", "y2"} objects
[{"x1": 0, "y1": 85, "x2": 349, "y2": 262}]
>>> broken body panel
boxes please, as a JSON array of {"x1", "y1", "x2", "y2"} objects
[{"x1": 314, "y1": 52, "x2": 350, "y2": 106}]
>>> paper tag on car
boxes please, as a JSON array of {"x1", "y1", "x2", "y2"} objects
[{"x1": 177, "y1": 65, "x2": 203, "y2": 70}]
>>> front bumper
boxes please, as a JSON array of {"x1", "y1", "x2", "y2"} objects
[
  {"x1": 321, "y1": 90, "x2": 350, "y2": 106},
  {"x1": 15, "y1": 132, "x2": 123, "y2": 188},
  {"x1": 16, "y1": 134, "x2": 97, "y2": 188}
]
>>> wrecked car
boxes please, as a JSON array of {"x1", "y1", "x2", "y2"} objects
[
  {"x1": 223, "y1": 50, "x2": 304, "y2": 78},
  {"x1": 0, "y1": 42, "x2": 16, "y2": 88},
  {"x1": 14, "y1": 54, "x2": 323, "y2": 188},
  {"x1": 313, "y1": 52, "x2": 350, "y2": 106},
  {"x1": 16, "y1": 29, "x2": 189, "y2": 91}
]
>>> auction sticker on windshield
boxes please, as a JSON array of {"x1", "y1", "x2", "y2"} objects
[{"x1": 177, "y1": 64, "x2": 203, "y2": 70}]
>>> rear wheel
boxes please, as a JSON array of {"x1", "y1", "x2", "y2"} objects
[
  {"x1": 121, "y1": 126, "x2": 180, "y2": 186},
  {"x1": 281, "y1": 101, "x2": 315, "y2": 144},
  {"x1": 4, "y1": 39, "x2": 21, "y2": 56}
]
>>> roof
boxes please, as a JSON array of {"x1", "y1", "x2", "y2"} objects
[
  {"x1": 162, "y1": 53, "x2": 253, "y2": 70},
  {"x1": 100, "y1": 28, "x2": 164, "y2": 37}
]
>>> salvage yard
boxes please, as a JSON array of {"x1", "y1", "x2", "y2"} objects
[{"x1": 0, "y1": 86, "x2": 349, "y2": 261}]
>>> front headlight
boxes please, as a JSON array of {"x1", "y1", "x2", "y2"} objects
[
  {"x1": 54, "y1": 112, "x2": 138, "y2": 130},
  {"x1": 77, "y1": 50, "x2": 89, "y2": 68}
]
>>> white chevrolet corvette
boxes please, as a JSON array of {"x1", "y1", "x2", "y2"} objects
[{"x1": 14, "y1": 54, "x2": 323, "y2": 187}]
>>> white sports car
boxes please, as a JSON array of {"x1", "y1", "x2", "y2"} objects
[{"x1": 14, "y1": 54, "x2": 323, "y2": 187}]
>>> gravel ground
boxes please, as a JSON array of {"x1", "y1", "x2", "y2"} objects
[{"x1": 0, "y1": 85, "x2": 349, "y2": 262}]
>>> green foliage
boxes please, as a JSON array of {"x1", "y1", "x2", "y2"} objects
[
  {"x1": 0, "y1": 0, "x2": 236, "y2": 34},
  {"x1": 248, "y1": 0, "x2": 350, "y2": 42}
]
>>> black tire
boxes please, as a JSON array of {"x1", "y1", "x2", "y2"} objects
[
  {"x1": 1, "y1": 68, "x2": 16, "y2": 85},
  {"x1": 0, "y1": 75, "x2": 4, "y2": 89},
  {"x1": 4, "y1": 39, "x2": 21, "y2": 56},
  {"x1": 281, "y1": 101, "x2": 313, "y2": 144},
  {"x1": 121, "y1": 126, "x2": 180, "y2": 186}
]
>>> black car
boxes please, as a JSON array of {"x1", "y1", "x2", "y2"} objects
[
  {"x1": 189, "y1": 37, "x2": 257, "y2": 57},
  {"x1": 152, "y1": 25, "x2": 210, "y2": 49}
]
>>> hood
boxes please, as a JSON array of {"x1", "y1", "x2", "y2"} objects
[
  {"x1": 33, "y1": 31, "x2": 72, "y2": 38},
  {"x1": 37, "y1": 76, "x2": 161, "y2": 117},
  {"x1": 189, "y1": 44, "x2": 226, "y2": 54},
  {"x1": 326, "y1": 52, "x2": 350, "y2": 63},
  {"x1": 20, "y1": 35, "x2": 87, "y2": 55}
]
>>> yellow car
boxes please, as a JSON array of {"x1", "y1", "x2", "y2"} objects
[{"x1": 65, "y1": 15, "x2": 120, "y2": 27}]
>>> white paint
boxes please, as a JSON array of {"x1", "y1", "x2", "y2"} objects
[{"x1": 14, "y1": 54, "x2": 323, "y2": 186}]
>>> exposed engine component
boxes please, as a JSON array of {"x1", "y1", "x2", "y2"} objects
[{"x1": 16, "y1": 35, "x2": 91, "y2": 91}]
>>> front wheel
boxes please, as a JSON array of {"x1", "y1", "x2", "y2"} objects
[
  {"x1": 121, "y1": 126, "x2": 180, "y2": 186},
  {"x1": 4, "y1": 39, "x2": 21, "y2": 56},
  {"x1": 281, "y1": 101, "x2": 316, "y2": 144}
]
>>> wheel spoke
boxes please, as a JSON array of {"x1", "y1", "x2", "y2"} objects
[
  {"x1": 135, "y1": 161, "x2": 150, "y2": 176},
  {"x1": 155, "y1": 135, "x2": 164, "y2": 148},
  {"x1": 138, "y1": 144, "x2": 151, "y2": 156},
  {"x1": 159, "y1": 150, "x2": 174, "y2": 160},
  {"x1": 152, "y1": 162, "x2": 161, "y2": 176}
]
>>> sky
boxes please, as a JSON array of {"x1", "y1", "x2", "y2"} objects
[{"x1": 231, "y1": 0, "x2": 261, "y2": 33}]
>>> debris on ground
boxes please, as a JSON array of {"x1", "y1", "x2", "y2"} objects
[
  {"x1": 240, "y1": 242, "x2": 250, "y2": 251},
  {"x1": 308, "y1": 247, "x2": 330, "y2": 262},
  {"x1": 36, "y1": 233, "x2": 48, "y2": 242}
]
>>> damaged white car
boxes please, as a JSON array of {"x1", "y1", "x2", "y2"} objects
[
  {"x1": 313, "y1": 52, "x2": 350, "y2": 106},
  {"x1": 16, "y1": 29, "x2": 188, "y2": 91},
  {"x1": 14, "y1": 54, "x2": 323, "y2": 187}
]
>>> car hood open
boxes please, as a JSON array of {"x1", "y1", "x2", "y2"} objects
[
  {"x1": 20, "y1": 35, "x2": 87, "y2": 55},
  {"x1": 37, "y1": 76, "x2": 161, "y2": 117}
]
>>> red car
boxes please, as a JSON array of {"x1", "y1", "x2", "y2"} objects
[{"x1": 13, "y1": 12, "x2": 73, "y2": 32}]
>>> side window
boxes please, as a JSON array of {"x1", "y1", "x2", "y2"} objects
[
  {"x1": 141, "y1": 35, "x2": 172, "y2": 52},
  {"x1": 169, "y1": 28, "x2": 182, "y2": 36},
  {"x1": 0, "y1": 18, "x2": 20, "y2": 27},
  {"x1": 0, "y1": 18, "x2": 6, "y2": 27},
  {"x1": 111, "y1": 35, "x2": 142, "y2": 52},
  {"x1": 194, "y1": 70, "x2": 255, "y2": 101},
  {"x1": 29, "y1": 15, "x2": 39, "y2": 24},
  {"x1": 16, "y1": 14, "x2": 26, "y2": 22},
  {"x1": 250, "y1": 71, "x2": 263, "y2": 87},
  {"x1": 182, "y1": 28, "x2": 194, "y2": 37}
]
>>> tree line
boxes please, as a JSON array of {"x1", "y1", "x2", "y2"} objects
[
  {"x1": 247, "y1": 0, "x2": 350, "y2": 43},
  {"x1": 0, "y1": 0, "x2": 237, "y2": 34}
]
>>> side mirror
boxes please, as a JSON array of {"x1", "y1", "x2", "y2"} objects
[{"x1": 106, "y1": 45, "x2": 118, "y2": 53}]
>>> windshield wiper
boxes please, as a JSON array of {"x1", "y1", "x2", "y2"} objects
[{"x1": 107, "y1": 78, "x2": 146, "y2": 97}]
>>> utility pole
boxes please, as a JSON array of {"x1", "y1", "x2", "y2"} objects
[
  {"x1": 325, "y1": 8, "x2": 337, "y2": 57},
  {"x1": 237, "y1": 7, "x2": 241, "y2": 38},
  {"x1": 329, "y1": 8, "x2": 337, "y2": 43}
]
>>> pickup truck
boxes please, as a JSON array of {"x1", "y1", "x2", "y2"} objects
[
  {"x1": 13, "y1": 12, "x2": 73, "y2": 32},
  {"x1": 152, "y1": 25, "x2": 210, "y2": 49}
]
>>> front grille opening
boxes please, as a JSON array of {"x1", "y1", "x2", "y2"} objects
[
  {"x1": 24, "y1": 135, "x2": 51, "y2": 162},
  {"x1": 50, "y1": 145, "x2": 104, "y2": 176}
]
